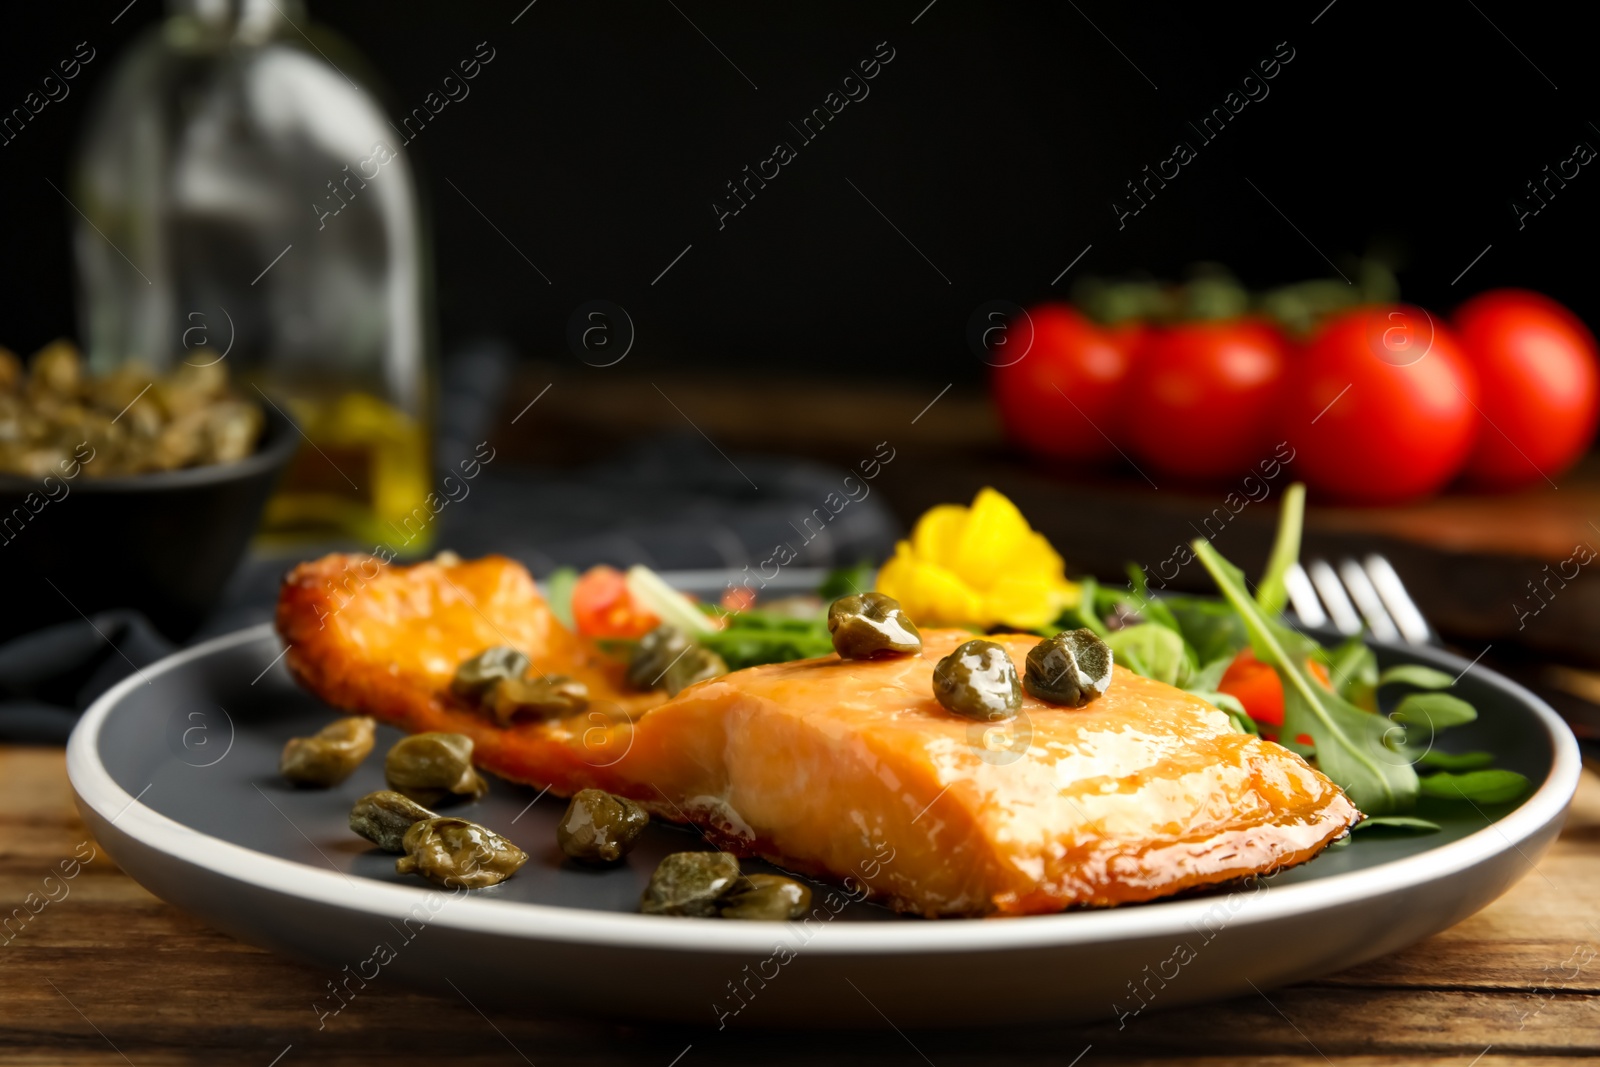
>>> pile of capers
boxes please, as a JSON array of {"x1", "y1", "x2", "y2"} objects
[
  {"x1": 0, "y1": 340, "x2": 263, "y2": 477},
  {"x1": 348, "y1": 790, "x2": 527, "y2": 889},
  {"x1": 451, "y1": 646, "x2": 591, "y2": 725},
  {"x1": 640, "y1": 851, "x2": 812, "y2": 922},
  {"x1": 928, "y1": 628, "x2": 1114, "y2": 722}
]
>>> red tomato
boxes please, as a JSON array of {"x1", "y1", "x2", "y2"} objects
[
  {"x1": 991, "y1": 304, "x2": 1134, "y2": 462},
  {"x1": 570, "y1": 566, "x2": 659, "y2": 638},
  {"x1": 1282, "y1": 306, "x2": 1480, "y2": 504},
  {"x1": 1123, "y1": 319, "x2": 1288, "y2": 480},
  {"x1": 1453, "y1": 290, "x2": 1600, "y2": 490},
  {"x1": 1217, "y1": 648, "x2": 1332, "y2": 729}
]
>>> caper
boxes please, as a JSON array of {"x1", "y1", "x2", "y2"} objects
[
  {"x1": 384, "y1": 732, "x2": 489, "y2": 806},
  {"x1": 1024, "y1": 628, "x2": 1114, "y2": 707},
  {"x1": 450, "y1": 646, "x2": 531, "y2": 703},
  {"x1": 627, "y1": 625, "x2": 691, "y2": 691},
  {"x1": 932, "y1": 639, "x2": 1022, "y2": 722},
  {"x1": 640, "y1": 851, "x2": 742, "y2": 917},
  {"x1": 557, "y1": 788, "x2": 650, "y2": 865},
  {"x1": 395, "y1": 817, "x2": 528, "y2": 889},
  {"x1": 720, "y1": 873, "x2": 812, "y2": 921},
  {"x1": 488, "y1": 674, "x2": 589, "y2": 725},
  {"x1": 827, "y1": 592, "x2": 922, "y2": 659},
  {"x1": 662, "y1": 647, "x2": 728, "y2": 696},
  {"x1": 280, "y1": 716, "x2": 377, "y2": 787},
  {"x1": 350, "y1": 790, "x2": 439, "y2": 852}
]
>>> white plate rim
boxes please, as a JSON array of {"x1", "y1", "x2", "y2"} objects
[{"x1": 68, "y1": 620, "x2": 1583, "y2": 957}]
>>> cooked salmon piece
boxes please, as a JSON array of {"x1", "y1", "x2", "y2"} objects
[{"x1": 278, "y1": 554, "x2": 1360, "y2": 917}]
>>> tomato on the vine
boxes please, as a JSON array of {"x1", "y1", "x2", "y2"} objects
[
  {"x1": 991, "y1": 304, "x2": 1134, "y2": 462},
  {"x1": 1453, "y1": 289, "x2": 1599, "y2": 490},
  {"x1": 1123, "y1": 319, "x2": 1289, "y2": 480},
  {"x1": 1281, "y1": 306, "x2": 1480, "y2": 504}
]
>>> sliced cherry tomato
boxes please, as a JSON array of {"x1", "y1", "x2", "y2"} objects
[
  {"x1": 1124, "y1": 318, "x2": 1289, "y2": 480},
  {"x1": 990, "y1": 304, "x2": 1135, "y2": 463},
  {"x1": 570, "y1": 565, "x2": 660, "y2": 638},
  {"x1": 1453, "y1": 289, "x2": 1600, "y2": 490},
  {"x1": 1217, "y1": 647, "x2": 1332, "y2": 729},
  {"x1": 1282, "y1": 306, "x2": 1480, "y2": 504}
]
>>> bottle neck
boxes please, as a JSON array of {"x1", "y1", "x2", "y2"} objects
[{"x1": 167, "y1": 0, "x2": 307, "y2": 44}]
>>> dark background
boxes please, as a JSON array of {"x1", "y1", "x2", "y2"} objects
[{"x1": 2, "y1": 0, "x2": 1595, "y2": 381}]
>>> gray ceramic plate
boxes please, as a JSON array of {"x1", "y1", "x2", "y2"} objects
[{"x1": 67, "y1": 569, "x2": 1581, "y2": 1027}]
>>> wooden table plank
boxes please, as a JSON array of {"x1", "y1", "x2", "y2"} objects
[{"x1": 3, "y1": 745, "x2": 1598, "y2": 1065}]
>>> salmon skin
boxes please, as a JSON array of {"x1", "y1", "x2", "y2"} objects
[{"x1": 278, "y1": 553, "x2": 1361, "y2": 917}]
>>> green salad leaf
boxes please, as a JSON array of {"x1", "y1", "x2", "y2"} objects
[
  {"x1": 543, "y1": 566, "x2": 579, "y2": 630},
  {"x1": 1102, "y1": 624, "x2": 1192, "y2": 687},
  {"x1": 1192, "y1": 537, "x2": 1421, "y2": 815},
  {"x1": 1378, "y1": 664, "x2": 1456, "y2": 690},
  {"x1": 1392, "y1": 692, "x2": 1478, "y2": 731},
  {"x1": 1417, "y1": 769, "x2": 1529, "y2": 804},
  {"x1": 1416, "y1": 749, "x2": 1497, "y2": 771},
  {"x1": 1254, "y1": 481, "x2": 1305, "y2": 616},
  {"x1": 697, "y1": 610, "x2": 834, "y2": 670},
  {"x1": 1351, "y1": 815, "x2": 1442, "y2": 833}
]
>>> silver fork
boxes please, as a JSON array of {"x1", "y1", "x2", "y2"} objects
[{"x1": 1284, "y1": 555, "x2": 1432, "y2": 646}]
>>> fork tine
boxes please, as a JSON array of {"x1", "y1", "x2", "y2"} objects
[
  {"x1": 1284, "y1": 562, "x2": 1329, "y2": 628},
  {"x1": 1362, "y1": 554, "x2": 1431, "y2": 646},
  {"x1": 1338, "y1": 558, "x2": 1401, "y2": 643},
  {"x1": 1307, "y1": 559, "x2": 1363, "y2": 635}
]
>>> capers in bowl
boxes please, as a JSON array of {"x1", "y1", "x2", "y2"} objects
[
  {"x1": 932, "y1": 639, "x2": 1022, "y2": 722},
  {"x1": 395, "y1": 817, "x2": 528, "y2": 889},
  {"x1": 1024, "y1": 628, "x2": 1114, "y2": 707},
  {"x1": 384, "y1": 732, "x2": 489, "y2": 806},
  {"x1": 450, "y1": 646, "x2": 530, "y2": 702},
  {"x1": 640, "y1": 851, "x2": 742, "y2": 917},
  {"x1": 557, "y1": 788, "x2": 649, "y2": 865},
  {"x1": 279, "y1": 716, "x2": 376, "y2": 787},
  {"x1": 827, "y1": 592, "x2": 922, "y2": 659},
  {"x1": 720, "y1": 873, "x2": 812, "y2": 921},
  {"x1": 349, "y1": 790, "x2": 439, "y2": 852}
]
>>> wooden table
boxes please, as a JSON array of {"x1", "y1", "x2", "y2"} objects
[{"x1": 3, "y1": 746, "x2": 1598, "y2": 1065}]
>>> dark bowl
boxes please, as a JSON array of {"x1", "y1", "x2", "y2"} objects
[{"x1": 0, "y1": 404, "x2": 298, "y2": 643}]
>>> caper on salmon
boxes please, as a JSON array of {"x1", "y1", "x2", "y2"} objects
[
  {"x1": 557, "y1": 788, "x2": 649, "y2": 865},
  {"x1": 932, "y1": 639, "x2": 1022, "y2": 722},
  {"x1": 395, "y1": 817, "x2": 528, "y2": 889},
  {"x1": 1024, "y1": 628, "x2": 1114, "y2": 707},
  {"x1": 628, "y1": 625, "x2": 728, "y2": 695},
  {"x1": 384, "y1": 732, "x2": 489, "y2": 806},
  {"x1": 349, "y1": 790, "x2": 439, "y2": 852},
  {"x1": 488, "y1": 674, "x2": 589, "y2": 725},
  {"x1": 827, "y1": 592, "x2": 922, "y2": 659},
  {"x1": 279, "y1": 716, "x2": 376, "y2": 787},
  {"x1": 639, "y1": 851, "x2": 742, "y2": 917},
  {"x1": 450, "y1": 646, "x2": 530, "y2": 702},
  {"x1": 720, "y1": 873, "x2": 812, "y2": 921},
  {"x1": 662, "y1": 647, "x2": 727, "y2": 695}
]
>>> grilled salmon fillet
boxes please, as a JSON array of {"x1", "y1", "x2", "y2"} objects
[{"x1": 278, "y1": 553, "x2": 1360, "y2": 917}]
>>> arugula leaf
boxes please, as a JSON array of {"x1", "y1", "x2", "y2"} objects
[
  {"x1": 1416, "y1": 749, "x2": 1496, "y2": 771},
  {"x1": 1068, "y1": 576, "x2": 1111, "y2": 638},
  {"x1": 1124, "y1": 563, "x2": 1183, "y2": 633},
  {"x1": 1378, "y1": 664, "x2": 1456, "y2": 690},
  {"x1": 818, "y1": 563, "x2": 876, "y2": 602},
  {"x1": 1164, "y1": 597, "x2": 1249, "y2": 665},
  {"x1": 1255, "y1": 482, "x2": 1306, "y2": 616},
  {"x1": 1320, "y1": 634, "x2": 1378, "y2": 710},
  {"x1": 1418, "y1": 769, "x2": 1530, "y2": 804},
  {"x1": 1187, "y1": 654, "x2": 1234, "y2": 694},
  {"x1": 1351, "y1": 815, "x2": 1442, "y2": 833},
  {"x1": 698, "y1": 610, "x2": 834, "y2": 669},
  {"x1": 1392, "y1": 692, "x2": 1478, "y2": 731},
  {"x1": 543, "y1": 567, "x2": 579, "y2": 630},
  {"x1": 1192, "y1": 537, "x2": 1420, "y2": 815},
  {"x1": 1103, "y1": 624, "x2": 1192, "y2": 687}
]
